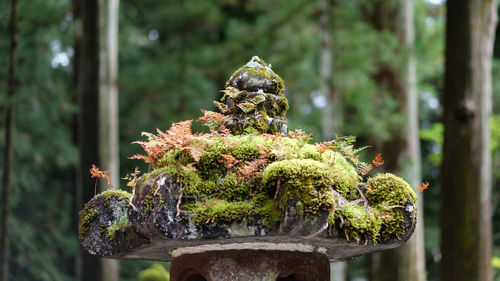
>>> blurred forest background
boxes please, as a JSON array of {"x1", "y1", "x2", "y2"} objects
[{"x1": 0, "y1": 0, "x2": 500, "y2": 281}]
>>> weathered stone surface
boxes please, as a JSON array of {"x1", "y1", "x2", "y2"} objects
[
  {"x1": 78, "y1": 56, "x2": 418, "y2": 269},
  {"x1": 78, "y1": 190, "x2": 147, "y2": 257},
  {"x1": 215, "y1": 56, "x2": 289, "y2": 135},
  {"x1": 170, "y1": 250, "x2": 330, "y2": 281},
  {"x1": 78, "y1": 173, "x2": 416, "y2": 262}
]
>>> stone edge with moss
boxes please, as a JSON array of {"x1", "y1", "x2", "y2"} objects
[
  {"x1": 126, "y1": 134, "x2": 417, "y2": 245},
  {"x1": 79, "y1": 190, "x2": 146, "y2": 256}
]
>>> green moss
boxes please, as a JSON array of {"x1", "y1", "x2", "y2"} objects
[
  {"x1": 242, "y1": 117, "x2": 269, "y2": 134},
  {"x1": 258, "y1": 198, "x2": 281, "y2": 227},
  {"x1": 197, "y1": 142, "x2": 228, "y2": 180},
  {"x1": 262, "y1": 159, "x2": 335, "y2": 216},
  {"x1": 101, "y1": 189, "x2": 132, "y2": 206},
  {"x1": 156, "y1": 150, "x2": 194, "y2": 168},
  {"x1": 366, "y1": 173, "x2": 417, "y2": 205},
  {"x1": 268, "y1": 137, "x2": 301, "y2": 161},
  {"x1": 337, "y1": 202, "x2": 408, "y2": 243},
  {"x1": 107, "y1": 215, "x2": 129, "y2": 242},
  {"x1": 341, "y1": 203, "x2": 381, "y2": 243},
  {"x1": 144, "y1": 193, "x2": 154, "y2": 214},
  {"x1": 245, "y1": 67, "x2": 285, "y2": 95},
  {"x1": 326, "y1": 151, "x2": 359, "y2": 200},
  {"x1": 140, "y1": 165, "x2": 204, "y2": 198},
  {"x1": 299, "y1": 144, "x2": 321, "y2": 160},
  {"x1": 79, "y1": 206, "x2": 98, "y2": 240},
  {"x1": 231, "y1": 137, "x2": 264, "y2": 161},
  {"x1": 373, "y1": 206, "x2": 406, "y2": 240},
  {"x1": 219, "y1": 172, "x2": 250, "y2": 201},
  {"x1": 130, "y1": 130, "x2": 414, "y2": 243},
  {"x1": 188, "y1": 200, "x2": 257, "y2": 225}
]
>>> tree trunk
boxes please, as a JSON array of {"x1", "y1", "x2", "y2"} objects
[
  {"x1": 77, "y1": 0, "x2": 102, "y2": 280},
  {"x1": 319, "y1": 1, "x2": 346, "y2": 279},
  {"x1": 441, "y1": 1, "x2": 497, "y2": 281},
  {"x1": 72, "y1": 0, "x2": 83, "y2": 280},
  {"x1": 98, "y1": 0, "x2": 120, "y2": 280},
  {"x1": 0, "y1": 1, "x2": 17, "y2": 280},
  {"x1": 320, "y1": 0, "x2": 341, "y2": 140},
  {"x1": 367, "y1": 1, "x2": 426, "y2": 280}
]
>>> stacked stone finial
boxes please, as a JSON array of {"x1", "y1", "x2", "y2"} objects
[{"x1": 214, "y1": 56, "x2": 289, "y2": 135}]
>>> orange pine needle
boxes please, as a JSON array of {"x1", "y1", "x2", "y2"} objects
[
  {"x1": 372, "y1": 153, "x2": 384, "y2": 167},
  {"x1": 90, "y1": 164, "x2": 112, "y2": 195},
  {"x1": 417, "y1": 181, "x2": 429, "y2": 192}
]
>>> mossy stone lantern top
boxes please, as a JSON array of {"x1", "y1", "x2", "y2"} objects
[
  {"x1": 78, "y1": 57, "x2": 418, "y2": 277},
  {"x1": 215, "y1": 56, "x2": 289, "y2": 135}
]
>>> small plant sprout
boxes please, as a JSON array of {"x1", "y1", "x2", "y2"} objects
[{"x1": 90, "y1": 164, "x2": 112, "y2": 195}]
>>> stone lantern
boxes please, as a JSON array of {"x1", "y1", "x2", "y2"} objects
[{"x1": 79, "y1": 57, "x2": 417, "y2": 281}]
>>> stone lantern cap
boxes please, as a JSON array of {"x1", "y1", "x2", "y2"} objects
[{"x1": 79, "y1": 56, "x2": 417, "y2": 262}]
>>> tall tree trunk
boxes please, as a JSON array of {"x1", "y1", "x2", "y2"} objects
[
  {"x1": 320, "y1": 0, "x2": 341, "y2": 140},
  {"x1": 368, "y1": 1, "x2": 426, "y2": 280},
  {"x1": 72, "y1": 0, "x2": 83, "y2": 280},
  {"x1": 319, "y1": 1, "x2": 346, "y2": 280},
  {"x1": 98, "y1": 0, "x2": 120, "y2": 280},
  {"x1": 77, "y1": 0, "x2": 102, "y2": 280},
  {"x1": 0, "y1": 1, "x2": 17, "y2": 280},
  {"x1": 441, "y1": 1, "x2": 497, "y2": 281}
]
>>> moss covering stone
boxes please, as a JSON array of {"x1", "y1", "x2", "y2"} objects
[
  {"x1": 262, "y1": 159, "x2": 336, "y2": 216},
  {"x1": 129, "y1": 132, "x2": 416, "y2": 244},
  {"x1": 121, "y1": 56, "x2": 418, "y2": 244},
  {"x1": 79, "y1": 206, "x2": 97, "y2": 240}
]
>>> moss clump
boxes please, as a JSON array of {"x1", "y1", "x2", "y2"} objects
[
  {"x1": 156, "y1": 150, "x2": 194, "y2": 168},
  {"x1": 333, "y1": 173, "x2": 417, "y2": 243},
  {"x1": 219, "y1": 172, "x2": 251, "y2": 201},
  {"x1": 366, "y1": 173, "x2": 417, "y2": 205},
  {"x1": 374, "y1": 206, "x2": 406, "y2": 241},
  {"x1": 263, "y1": 159, "x2": 336, "y2": 216},
  {"x1": 197, "y1": 142, "x2": 228, "y2": 180},
  {"x1": 187, "y1": 200, "x2": 257, "y2": 225},
  {"x1": 102, "y1": 189, "x2": 132, "y2": 205},
  {"x1": 324, "y1": 151, "x2": 358, "y2": 199},
  {"x1": 341, "y1": 204, "x2": 381, "y2": 243},
  {"x1": 231, "y1": 136, "x2": 265, "y2": 160},
  {"x1": 139, "y1": 165, "x2": 204, "y2": 198}
]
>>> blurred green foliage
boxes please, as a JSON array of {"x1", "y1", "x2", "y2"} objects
[
  {"x1": 1, "y1": 0, "x2": 499, "y2": 280},
  {"x1": 138, "y1": 263, "x2": 170, "y2": 281}
]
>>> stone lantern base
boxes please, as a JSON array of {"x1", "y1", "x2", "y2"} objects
[{"x1": 171, "y1": 250, "x2": 330, "y2": 281}]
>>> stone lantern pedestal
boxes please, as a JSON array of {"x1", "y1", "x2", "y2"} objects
[{"x1": 171, "y1": 250, "x2": 329, "y2": 281}]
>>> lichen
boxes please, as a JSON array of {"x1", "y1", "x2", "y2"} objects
[
  {"x1": 107, "y1": 216, "x2": 129, "y2": 241},
  {"x1": 79, "y1": 206, "x2": 97, "y2": 240}
]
